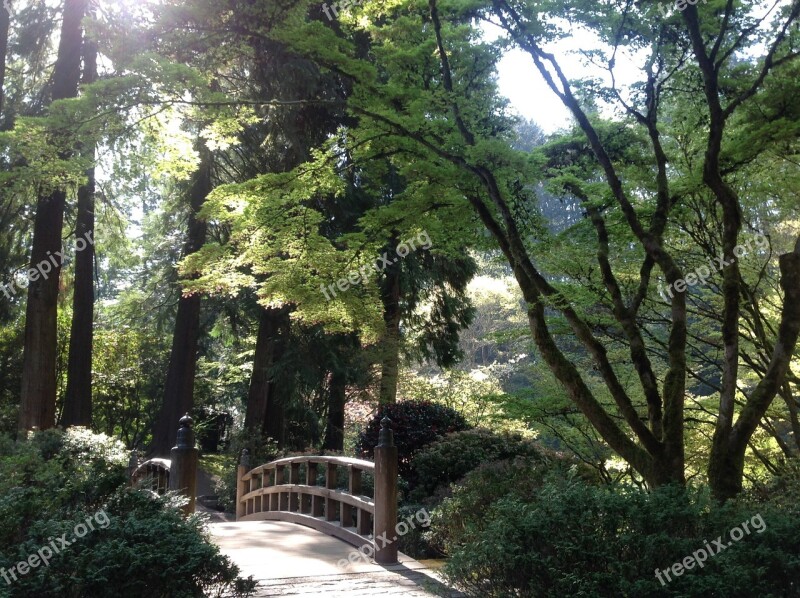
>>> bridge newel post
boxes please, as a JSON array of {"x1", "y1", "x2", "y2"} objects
[
  {"x1": 373, "y1": 416, "x2": 398, "y2": 565},
  {"x1": 126, "y1": 449, "x2": 139, "y2": 484},
  {"x1": 168, "y1": 414, "x2": 199, "y2": 515},
  {"x1": 236, "y1": 448, "x2": 250, "y2": 521}
]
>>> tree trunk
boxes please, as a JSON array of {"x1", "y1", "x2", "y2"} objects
[
  {"x1": 18, "y1": 0, "x2": 89, "y2": 433},
  {"x1": 244, "y1": 305, "x2": 290, "y2": 447},
  {"x1": 324, "y1": 370, "x2": 346, "y2": 451},
  {"x1": 681, "y1": 6, "x2": 800, "y2": 500},
  {"x1": 263, "y1": 308, "x2": 290, "y2": 446},
  {"x1": 0, "y1": 1, "x2": 9, "y2": 120},
  {"x1": 378, "y1": 257, "x2": 401, "y2": 405},
  {"x1": 150, "y1": 144, "x2": 211, "y2": 455},
  {"x1": 244, "y1": 308, "x2": 276, "y2": 434},
  {"x1": 61, "y1": 35, "x2": 97, "y2": 428},
  {"x1": 708, "y1": 245, "x2": 800, "y2": 500}
]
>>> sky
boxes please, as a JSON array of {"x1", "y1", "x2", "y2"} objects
[
  {"x1": 493, "y1": 0, "x2": 783, "y2": 134},
  {"x1": 496, "y1": 48, "x2": 574, "y2": 134},
  {"x1": 491, "y1": 20, "x2": 648, "y2": 134}
]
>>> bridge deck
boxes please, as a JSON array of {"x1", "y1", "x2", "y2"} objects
[{"x1": 209, "y1": 520, "x2": 464, "y2": 597}]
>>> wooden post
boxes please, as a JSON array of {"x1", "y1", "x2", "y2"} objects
[
  {"x1": 126, "y1": 449, "x2": 139, "y2": 485},
  {"x1": 236, "y1": 448, "x2": 249, "y2": 520},
  {"x1": 325, "y1": 462, "x2": 338, "y2": 521},
  {"x1": 374, "y1": 416, "x2": 398, "y2": 565},
  {"x1": 168, "y1": 414, "x2": 199, "y2": 515}
]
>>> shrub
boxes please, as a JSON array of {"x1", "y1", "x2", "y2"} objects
[
  {"x1": 431, "y1": 462, "x2": 800, "y2": 597},
  {"x1": 394, "y1": 503, "x2": 437, "y2": 559},
  {"x1": 0, "y1": 489, "x2": 256, "y2": 598},
  {"x1": 355, "y1": 400, "x2": 471, "y2": 479},
  {"x1": 409, "y1": 429, "x2": 548, "y2": 502},
  {"x1": 0, "y1": 428, "x2": 255, "y2": 597}
]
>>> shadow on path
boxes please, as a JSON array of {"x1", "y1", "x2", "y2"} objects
[{"x1": 208, "y1": 520, "x2": 465, "y2": 597}]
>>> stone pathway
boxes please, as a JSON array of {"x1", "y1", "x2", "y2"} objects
[{"x1": 208, "y1": 520, "x2": 465, "y2": 597}]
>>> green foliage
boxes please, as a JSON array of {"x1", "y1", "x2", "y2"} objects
[
  {"x1": 1, "y1": 489, "x2": 255, "y2": 598},
  {"x1": 0, "y1": 429, "x2": 254, "y2": 597},
  {"x1": 394, "y1": 503, "x2": 437, "y2": 559},
  {"x1": 398, "y1": 369, "x2": 519, "y2": 431},
  {"x1": 409, "y1": 429, "x2": 548, "y2": 503},
  {"x1": 91, "y1": 325, "x2": 168, "y2": 449},
  {"x1": 432, "y1": 464, "x2": 800, "y2": 597},
  {"x1": 213, "y1": 428, "x2": 281, "y2": 513},
  {"x1": 355, "y1": 400, "x2": 472, "y2": 479}
]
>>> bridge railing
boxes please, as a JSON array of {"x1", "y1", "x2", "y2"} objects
[
  {"x1": 131, "y1": 457, "x2": 171, "y2": 494},
  {"x1": 236, "y1": 417, "x2": 399, "y2": 563},
  {"x1": 128, "y1": 414, "x2": 199, "y2": 515}
]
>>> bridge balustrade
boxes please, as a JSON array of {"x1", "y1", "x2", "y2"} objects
[{"x1": 236, "y1": 417, "x2": 399, "y2": 563}]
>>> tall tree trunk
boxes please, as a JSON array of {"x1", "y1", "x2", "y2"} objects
[
  {"x1": 324, "y1": 370, "x2": 346, "y2": 451},
  {"x1": 244, "y1": 305, "x2": 290, "y2": 446},
  {"x1": 378, "y1": 252, "x2": 401, "y2": 405},
  {"x1": 61, "y1": 34, "x2": 97, "y2": 428},
  {"x1": 149, "y1": 145, "x2": 211, "y2": 455},
  {"x1": 0, "y1": 1, "x2": 9, "y2": 120},
  {"x1": 681, "y1": 5, "x2": 800, "y2": 499},
  {"x1": 244, "y1": 308, "x2": 276, "y2": 434},
  {"x1": 18, "y1": 0, "x2": 89, "y2": 433},
  {"x1": 244, "y1": 307, "x2": 279, "y2": 432},
  {"x1": 708, "y1": 243, "x2": 800, "y2": 500}
]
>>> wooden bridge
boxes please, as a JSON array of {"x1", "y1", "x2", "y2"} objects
[{"x1": 132, "y1": 416, "x2": 464, "y2": 596}]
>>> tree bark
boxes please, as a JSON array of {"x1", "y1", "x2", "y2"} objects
[
  {"x1": 244, "y1": 305, "x2": 290, "y2": 446},
  {"x1": 378, "y1": 254, "x2": 401, "y2": 405},
  {"x1": 18, "y1": 0, "x2": 89, "y2": 433},
  {"x1": 61, "y1": 34, "x2": 97, "y2": 428},
  {"x1": 0, "y1": 1, "x2": 9, "y2": 120},
  {"x1": 149, "y1": 144, "x2": 211, "y2": 455},
  {"x1": 708, "y1": 245, "x2": 800, "y2": 500},
  {"x1": 244, "y1": 308, "x2": 277, "y2": 434},
  {"x1": 323, "y1": 369, "x2": 346, "y2": 451},
  {"x1": 681, "y1": 4, "x2": 800, "y2": 499}
]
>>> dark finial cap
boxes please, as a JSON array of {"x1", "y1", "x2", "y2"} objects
[
  {"x1": 378, "y1": 416, "x2": 394, "y2": 447},
  {"x1": 175, "y1": 413, "x2": 195, "y2": 449},
  {"x1": 240, "y1": 448, "x2": 250, "y2": 468}
]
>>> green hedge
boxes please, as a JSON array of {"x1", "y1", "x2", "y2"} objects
[
  {"x1": 0, "y1": 428, "x2": 255, "y2": 598},
  {"x1": 409, "y1": 429, "x2": 549, "y2": 502},
  {"x1": 431, "y1": 459, "x2": 800, "y2": 597}
]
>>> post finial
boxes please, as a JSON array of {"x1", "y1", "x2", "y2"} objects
[
  {"x1": 175, "y1": 413, "x2": 195, "y2": 449},
  {"x1": 240, "y1": 448, "x2": 250, "y2": 468},
  {"x1": 378, "y1": 416, "x2": 394, "y2": 447}
]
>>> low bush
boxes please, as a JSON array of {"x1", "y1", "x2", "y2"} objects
[
  {"x1": 0, "y1": 428, "x2": 255, "y2": 597},
  {"x1": 355, "y1": 400, "x2": 471, "y2": 479},
  {"x1": 409, "y1": 429, "x2": 548, "y2": 502},
  {"x1": 431, "y1": 461, "x2": 800, "y2": 597},
  {"x1": 394, "y1": 503, "x2": 437, "y2": 559}
]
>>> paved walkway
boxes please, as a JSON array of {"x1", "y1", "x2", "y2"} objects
[{"x1": 208, "y1": 520, "x2": 465, "y2": 597}]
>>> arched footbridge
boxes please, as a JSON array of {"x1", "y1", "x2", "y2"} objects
[{"x1": 131, "y1": 416, "x2": 464, "y2": 596}]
